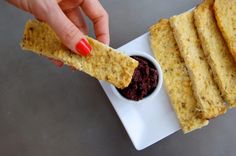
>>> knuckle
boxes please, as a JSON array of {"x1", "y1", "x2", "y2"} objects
[
  {"x1": 103, "y1": 10, "x2": 109, "y2": 19},
  {"x1": 31, "y1": 2, "x2": 54, "y2": 21},
  {"x1": 62, "y1": 24, "x2": 78, "y2": 44}
]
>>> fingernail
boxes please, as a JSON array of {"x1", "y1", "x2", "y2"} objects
[
  {"x1": 52, "y1": 59, "x2": 64, "y2": 67},
  {"x1": 75, "y1": 38, "x2": 92, "y2": 56},
  {"x1": 48, "y1": 58, "x2": 64, "y2": 67}
]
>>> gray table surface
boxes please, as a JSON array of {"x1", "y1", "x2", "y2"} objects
[{"x1": 1, "y1": 0, "x2": 236, "y2": 156}]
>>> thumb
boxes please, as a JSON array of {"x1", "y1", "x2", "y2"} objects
[{"x1": 44, "y1": 3, "x2": 92, "y2": 56}]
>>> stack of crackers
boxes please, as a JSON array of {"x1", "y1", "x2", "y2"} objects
[{"x1": 150, "y1": 0, "x2": 236, "y2": 133}]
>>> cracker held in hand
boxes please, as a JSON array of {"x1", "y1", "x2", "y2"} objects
[
  {"x1": 150, "y1": 19, "x2": 208, "y2": 133},
  {"x1": 170, "y1": 11, "x2": 226, "y2": 119},
  {"x1": 21, "y1": 20, "x2": 138, "y2": 89},
  {"x1": 194, "y1": 0, "x2": 236, "y2": 108},
  {"x1": 214, "y1": 0, "x2": 236, "y2": 62}
]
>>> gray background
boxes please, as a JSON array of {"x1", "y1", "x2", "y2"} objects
[{"x1": 1, "y1": 0, "x2": 236, "y2": 156}]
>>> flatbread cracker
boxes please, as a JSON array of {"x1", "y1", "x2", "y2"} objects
[
  {"x1": 170, "y1": 11, "x2": 226, "y2": 119},
  {"x1": 194, "y1": 0, "x2": 236, "y2": 108},
  {"x1": 21, "y1": 20, "x2": 138, "y2": 89},
  {"x1": 150, "y1": 19, "x2": 208, "y2": 133},
  {"x1": 214, "y1": 0, "x2": 236, "y2": 62}
]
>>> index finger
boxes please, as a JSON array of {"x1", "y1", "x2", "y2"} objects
[{"x1": 80, "y1": 0, "x2": 110, "y2": 45}]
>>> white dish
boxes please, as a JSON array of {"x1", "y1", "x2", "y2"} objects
[{"x1": 99, "y1": 33, "x2": 180, "y2": 150}]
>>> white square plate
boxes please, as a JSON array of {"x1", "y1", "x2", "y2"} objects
[{"x1": 99, "y1": 33, "x2": 180, "y2": 150}]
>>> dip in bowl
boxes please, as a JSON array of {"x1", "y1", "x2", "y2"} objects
[{"x1": 111, "y1": 52, "x2": 163, "y2": 103}]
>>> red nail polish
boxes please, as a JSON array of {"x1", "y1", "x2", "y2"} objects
[
  {"x1": 50, "y1": 59, "x2": 64, "y2": 67},
  {"x1": 53, "y1": 60, "x2": 64, "y2": 67},
  {"x1": 75, "y1": 39, "x2": 92, "y2": 56}
]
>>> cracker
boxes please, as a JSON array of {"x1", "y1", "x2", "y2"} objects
[
  {"x1": 150, "y1": 19, "x2": 208, "y2": 133},
  {"x1": 170, "y1": 11, "x2": 226, "y2": 119},
  {"x1": 194, "y1": 0, "x2": 236, "y2": 108},
  {"x1": 20, "y1": 20, "x2": 138, "y2": 89},
  {"x1": 214, "y1": 0, "x2": 236, "y2": 62}
]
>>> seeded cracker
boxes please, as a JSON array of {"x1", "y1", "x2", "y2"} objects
[
  {"x1": 214, "y1": 0, "x2": 236, "y2": 62},
  {"x1": 21, "y1": 20, "x2": 138, "y2": 89},
  {"x1": 194, "y1": 0, "x2": 236, "y2": 108},
  {"x1": 170, "y1": 11, "x2": 226, "y2": 119},
  {"x1": 150, "y1": 19, "x2": 208, "y2": 133}
]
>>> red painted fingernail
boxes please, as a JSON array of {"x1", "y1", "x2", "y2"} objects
[
  {"x1": 52, "y1": 59, "x2": 64, "y2": 67},
  {"x1": 75, "y1": 38, "x2": 92, "y2": 56},
  {"x1": 48, "y1": 57, "x2": 64, "y2": 67}
]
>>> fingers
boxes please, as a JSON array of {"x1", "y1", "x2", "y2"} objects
[
  {"x1": 65, "y1": 7, "x2": 89, "y2": 35},
  {"x1": 44, "y1": 1, "x2": 91, "y2": 56},
  {"x1": 7, "y1": 0, "x2": 29, "y2": 12},
  {"x1": 81, "y1": 0, "x2": 110, "y2": 45}
]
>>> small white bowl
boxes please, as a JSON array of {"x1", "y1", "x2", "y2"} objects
[{"x1": 111, "y1": 52, "x2": 163, "y2": 103}]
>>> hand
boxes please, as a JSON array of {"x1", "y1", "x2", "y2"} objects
[{"x1": 7, "y1": 0, "x2": 110, "y2": 57}]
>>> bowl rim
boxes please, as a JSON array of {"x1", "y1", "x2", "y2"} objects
[{"x1": 110, "y1": 51, "x2": 163, "y2": 103}]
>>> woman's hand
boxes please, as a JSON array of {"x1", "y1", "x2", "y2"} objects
[{"x1": 7, "y1": 0, "x2": 110, "y2": 56}]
